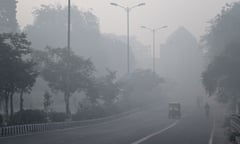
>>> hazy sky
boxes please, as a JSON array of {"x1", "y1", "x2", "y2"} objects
[{"x1": 17, "y1": 0, "x2": 238, "y2": 47}]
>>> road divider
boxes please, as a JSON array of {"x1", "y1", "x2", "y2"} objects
[{"x1": 229, "y1": 114, "x2": 240, "y2": 144}]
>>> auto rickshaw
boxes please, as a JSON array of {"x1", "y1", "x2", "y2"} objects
[{"x1": 168, "y1": 102, "x2": 181, "y2": 119}]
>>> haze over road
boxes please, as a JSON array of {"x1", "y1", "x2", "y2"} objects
[{"x1": 0, "y1": 104, "x2": 211, "y2": 144}]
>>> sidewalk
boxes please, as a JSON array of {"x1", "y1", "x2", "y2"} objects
[{"x1": 210, "y1": 100, "x2": 230, "y2": 144}]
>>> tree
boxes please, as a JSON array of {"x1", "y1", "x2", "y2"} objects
[
  {"x1": 0, "y1": 33, "x2": 38, "y2": 118},
  {"x1": 97, "y1": 69, "x2": 120, "y2": 106},
  {"x1": 17, "y1": 60, "x2": 38, "y2": 112},
  {"x1": 202, "y1": 43, "x2": 240, "y2": 104},
  {"x1": 40, "y1": 47, "x2": 95, "y2": 115},
  {"x1": 0, "y1": 0, "x2": 18, "y2": 33},
  {"x1": 201, "y1": 2, "x2": 240, "y2": 59},
  {"x1": 43, "y1": 91, "x2": 53, "y2": 113},
  {"x1": 24, "y1": 4, "x2": 135, "y2": 76},
  {"x1": 118, "y1": 70, "x2": 164, "y2": 107},
  {"x1": 201, "y1": 2, "x2": 240, "y2": 106},
  {"x1": 84, "y1": 77, "x2": 100, "y2": 105},
  {"x1": 24, "y1": 4, "x2": 99, "y2": 50}
]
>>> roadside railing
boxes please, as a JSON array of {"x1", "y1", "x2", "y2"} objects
[
  {"x1": 0, "y1": 108, "x2": 139, "y2": 137},
  {"x1": 230, "y1": 114, "x2": 240, "y2": 143}
]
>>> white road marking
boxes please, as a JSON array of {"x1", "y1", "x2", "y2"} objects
[
  {"x1": 131, "y1": 121, "x2": 178, "y2": 144},
  {"x1": 209, "y1": 118, "x2": 216, "y2": 144},
  {"x1": 209, "y1": 100, "x2": 217, "y2": 144}
]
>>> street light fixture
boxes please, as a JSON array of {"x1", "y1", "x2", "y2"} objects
[
  {"x1": 141, "y1": 25, "x2": 168, "y2": 73},
  {"x1": 110, "y1": 2, "x2": 146, "y2": 74},
  {"x1": 138, "y1": 3, "x2": 146, "y2": 7},
  {"x1": 110, "y1": 3, "x2": 119, "y2": 7}
]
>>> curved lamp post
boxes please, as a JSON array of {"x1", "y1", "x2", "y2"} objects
[
  {"x1": 110, "y1": 2, "x2": 146, "y2": 74},
  {"x1": 141, "y1": 25, "x2": 168, "y2": 73}
]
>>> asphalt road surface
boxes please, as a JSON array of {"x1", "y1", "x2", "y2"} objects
[{"x1": 0, "y1": 104, "x2": 212, "y2": 144}]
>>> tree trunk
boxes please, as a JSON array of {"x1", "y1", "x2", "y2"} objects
[
  {"x1": 20, "y1": 89, "x2": 24, "y2": 112},
  {"x1": 64, "y1": 93, "x2": 71, "y2": 116},
  {"x1": 5, "y1": 94, "x2": 9, "y2": 119},
  {"x1": 10, "y1": 92, "x2": 14, "y2": 117}
]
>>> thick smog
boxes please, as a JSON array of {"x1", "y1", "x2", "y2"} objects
[{"x1": 0, "y1": 0, "x2": 239, "y2": 144}]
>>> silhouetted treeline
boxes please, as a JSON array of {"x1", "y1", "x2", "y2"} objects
[
  {"x1": 0, "y1": 2, "x2": 165, "y2": 125},
  {"x1": 202, "y1": 2, "x2": 240, "y2": 110},
  {"x1": 0, "y1": 0, "x2": 18, "y2": 33},
  {"x1": 0, "y1": 33, "x2": 38, "y2": 119},
  {"x1": 24, "y1": 4, "x2": 135, "y2": 75}
]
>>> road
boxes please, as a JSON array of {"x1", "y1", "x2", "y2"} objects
[{"x1": 0, "y1": 104, "x2": 212, "y2": 144}]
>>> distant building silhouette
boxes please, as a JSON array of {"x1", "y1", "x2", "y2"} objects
[{"x1": 159, "y1": 27, "x2": 205, "y2": 103}]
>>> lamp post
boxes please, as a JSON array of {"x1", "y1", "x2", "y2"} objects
[
  {"x1": 66, "y1": 0, "x2": 71, "y2": 116},
  {"x1": 141, "y1": 25, "x2": 167, "y2": 73},
  {"x1": 68, "y1": 0, "x2": 71, "y2": 57},
  {"x1": 110, "y1": 2, "x2": 145, "y2": 74}
]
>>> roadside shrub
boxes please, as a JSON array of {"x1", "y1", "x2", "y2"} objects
[
  {"x1": 72, "y1": 104, "x2": 122, "y2": 121},
  {"x1": 72, "y1": 105, "x2": 107, "y2": 121},
  {"x1": 9, "y1": 110, "x2": 47, "y2": 125},
  {"x1": 48, "y1": 112, "x2": 68, "y2": 122},
  {"x1": 223, "y1": 116, "x2": 231, "y2": 128}
]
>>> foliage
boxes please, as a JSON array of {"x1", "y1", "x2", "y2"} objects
[
  {"x1": 202, "y1": 43, "x2": 240, "y2": 103},
  {"x1": 0, "y1": 0, "x2": 18, "y2": 33},
  {"x1": 97, "y1": 69, "x2": 120, "y2": 105},
  {"x1": 24, "y1": 4, "x2": 135, "y2": 75},
  {"x1": 72, "y1": 104, "x2": 106, "y2": 121},
  {"x1": 24, "y1": 4, "x2": 99, "y2": 50},
  {"x1": 48, "y1": 112, "x2": 68, "y2": 122},
  {"x1": 118, "y1": 70, "x2": 164, "y2": 107},
  {"x1": 84, "y1": 77, "x2": 100, "y2": 105},
  {"x1": 9, "y1": 109, "x2": 47, "y2": 125},
  {"x1": 72, "y1": 99, "x2": 121, "y2": 121},
  {"x1": 201, "y1": 2, "x2": 240, "y2": 59},
  {"x1": 39, "y1": 47, "x2": 95, "y2": 115},
  {"x1": 201, "y1": 2, "x2": 240, "y2": 104},
  {"x1": 43, "y1": 91, "x2": 53, "y2": 112},
  {"x1": 84, "y1": 69, "x2": 120, "y2": 106},
  {"x1": 0, "y1": 33, "x2": 38, "y2": 116}
]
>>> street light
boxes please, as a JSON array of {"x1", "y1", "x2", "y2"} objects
[
  {"x1": 66, "y1": 0, "x2": 71, "y2": 116},
  {"x1": 141, "y1": 25, "x2": 168, "y2": 73},
  {"x1": 68, "y1": 0, "x2": 71, "y2": 56},
  {"x1": 110, "y1": 2, "x2": 146, "y2": 74}
]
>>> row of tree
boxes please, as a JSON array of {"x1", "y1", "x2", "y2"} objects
[
  {"x1": 24, "y1": 4, "x2": 136, "y2": 76},
  {"x1": 201, "y1": 2, "x2": 240, "y2": 109},
  {"x1": 0, "y1": 1, "x2": 164, "y2": 124},
  {"x1": 0, "y1": 0, "x2": 18, "y2": 33},
  {"x1": 36, "y1": 47, "x2": 163, "y2": 115},
  {"x1": 0, "y1": 32, "x2": 163, "y2": 120},
  {"x1": 0, "y1": 33, "x2": 37, "y2": 118}
]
